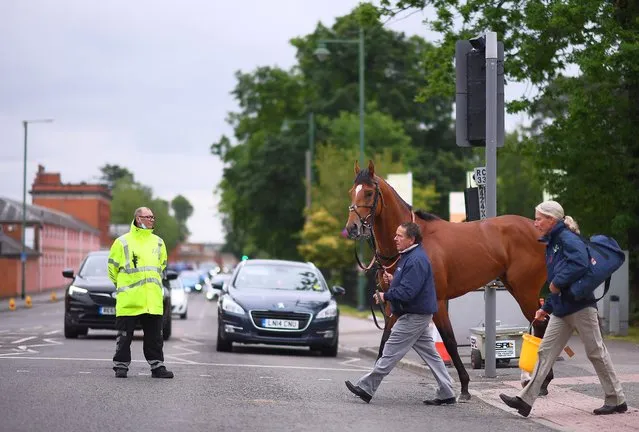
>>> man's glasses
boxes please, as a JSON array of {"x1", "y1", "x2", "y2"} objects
[{"x1": 139, "y1": 215, "x2": 155, "y2": 220}]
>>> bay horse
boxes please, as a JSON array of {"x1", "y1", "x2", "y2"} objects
[{"x1": 346, "y1": 160, "x2": 551, "y2": 401}]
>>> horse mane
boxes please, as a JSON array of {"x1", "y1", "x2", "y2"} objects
[{"x1": 354, "y1": 168, "x2": 441, "y2": 222}]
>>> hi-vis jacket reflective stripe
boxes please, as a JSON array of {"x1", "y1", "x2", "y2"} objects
[{"x1": 107, "y1": 221, "x2": 168, "y2": 317}]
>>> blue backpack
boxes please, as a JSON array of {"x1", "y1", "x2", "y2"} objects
[{"x1": 570, "y1": 235, "x2": 625, "y2": 301}]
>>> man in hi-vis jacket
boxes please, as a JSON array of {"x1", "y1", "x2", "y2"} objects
[{"x1": 107, "y1": 207, "x2": 173, "y2": 379}]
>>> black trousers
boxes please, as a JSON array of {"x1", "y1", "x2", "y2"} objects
[{"x1": 113, "y1": 314, "x2": 165, "y2": 371}]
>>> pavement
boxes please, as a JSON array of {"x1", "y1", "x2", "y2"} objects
[
  {"x1": 0, "y1": 290, "x2": 62, "y2": 312},
  {"x1": 338, "y1": 313, "x2": 639, "y2": 432}
]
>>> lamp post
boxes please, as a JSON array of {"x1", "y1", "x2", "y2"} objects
[
  {"x1": 21, "y1": 119, "x2": 53, "y2": 300},
  {"x1": 281, "y1": 112, "x2": 315, "y2": 212},
  {"x1": 314, "y1": 27, "x2": 367, "y2": 310}
]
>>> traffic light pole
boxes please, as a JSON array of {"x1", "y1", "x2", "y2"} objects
[{"x1": 484, "y1": 31, "x2": 498, "y2": 378}]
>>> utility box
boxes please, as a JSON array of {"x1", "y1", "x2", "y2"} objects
[{"x1": 468, "y1": 324, "x2": 529, "y2": 369}]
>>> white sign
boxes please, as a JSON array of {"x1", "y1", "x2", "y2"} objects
[
  {"x1": 386, "y1": 172, "x2": 413, "y2": 206},
  {"x1": 478, "y1": 185, "x2": 487, "y2": 220},
  {"x1": 474, "y1": 166, "x2": 487, "y2": 186}
]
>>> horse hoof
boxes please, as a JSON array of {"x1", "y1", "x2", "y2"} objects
[{"x1": 458, "y1": 392, "x2": 471, "y2": 402}]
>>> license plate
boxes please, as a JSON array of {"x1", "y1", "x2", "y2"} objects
[
  {"x1": 262, "y1": 319, "x2": 298, "y2": 329},
  {"x1": 99, "y1": 306, "x2": 116, "y2": 315},
  {"x1": 495, "y1": 340, "x2": 515, "y2": 358}
]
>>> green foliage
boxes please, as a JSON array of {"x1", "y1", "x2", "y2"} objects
[
  {"x1": 377, "y1": 0, "x2": 639, "y2": 314},
  {"x1": 213, "y1": 5, "x2": 470, "y2": 260},
  {"x1": 99, "y1": 164, "x2": 134, "y2": 190},
  {"x1": 106, "y1": 168, "x2": 188, "y2": 254}
]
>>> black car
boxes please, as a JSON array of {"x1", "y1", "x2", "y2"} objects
[
  {"x1": 63, "y1": 250, "x2": 174, "y2": 340},
  {"x1": 216, "y1": 259, "x2": 345, "y2": 356}
]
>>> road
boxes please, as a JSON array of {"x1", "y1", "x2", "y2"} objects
[{"x1": 1, "y1": 294, "x2": 559, "y2": 432}]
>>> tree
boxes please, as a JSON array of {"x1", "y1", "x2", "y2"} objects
[
  {"x1": 99, "y1": 164, "x2": 134, "y2": 190},
  {"x1": 171, "y1": 195, "x2": 193, "y2": 224},
  {"x1": 377, "y1": 0, "x2": 639, "y2": 317},
  {"x1": 212, "y1": 4, "x2": 470, "y2": 260}
]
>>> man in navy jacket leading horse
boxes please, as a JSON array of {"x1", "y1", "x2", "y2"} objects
[{"x1": 345, "y1": 222, "x2": 456, "y2": 404}]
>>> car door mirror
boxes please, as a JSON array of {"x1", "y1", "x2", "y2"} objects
[
  {"x1": 331, "y1": 285, "x2": 346, "y2": 296},
  {"x1": 62, "y1": 268, "x2": 74, "y2": 279},
  {"x1": 165, "y1": 270, "x2": 178, "y2": 281}
]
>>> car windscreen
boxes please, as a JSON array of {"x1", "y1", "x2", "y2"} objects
[
  {"x1": 79, "y1": 255, "x2": 109, "y2": 277},
  {"x1": 169, "y1": 278, "x2": 184, "y2": 290},
  {"x1": 234, "y1": 265, "x2": 326, "y2": 291},
  {"x1": 180, "y1": 271, "x2": 200, "y2": 285}
]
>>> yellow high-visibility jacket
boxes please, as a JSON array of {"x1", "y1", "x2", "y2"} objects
[{"x1": 107, "y1": 222, "x2": 168, "y2": 317}]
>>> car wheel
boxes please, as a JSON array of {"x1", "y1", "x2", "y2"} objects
[
  {"x1": 180, "y1": 310, "x2": 188, "y2": 320},
  {"x1": 471, "y1": 348, "x2": 482, "y2": 369},
  {"x1": 216, "y1": 322, "x2": 232, "y2": 352},
  {"x1": 64, "y1": 319, "x2": 79, "y2": 339},
  {"x1": 77, "y1": 327, "x2": 89, "y2": 337},
  {"x1": 320, "y1": 335, "x2": 339, "y2": 357},
  {"x1": 163, "y1": 315, "x2": 172, "y2": 341}
]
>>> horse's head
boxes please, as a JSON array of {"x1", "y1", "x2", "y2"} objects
[{"x1": 345, "y1": 160, "x2": 382, "y2": 239}]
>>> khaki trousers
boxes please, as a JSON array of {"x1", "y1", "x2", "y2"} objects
[{"x1": 519, "y1": 306, "x2": 625, "y2": 407}]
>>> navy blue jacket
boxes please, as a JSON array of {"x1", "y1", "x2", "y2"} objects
[
  {"x1": 540, "y1": 221, "x2": 596, "y2": 317},
  {"x1": 384, "y1": 244, "x2": 438, "y2": 316}
]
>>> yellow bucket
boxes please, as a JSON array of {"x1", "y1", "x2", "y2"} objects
[{"x1": 519, "y1": 333, "x2": 542, "y2": 373}]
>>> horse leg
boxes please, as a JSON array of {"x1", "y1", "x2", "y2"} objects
[
  {"x1": 377, "y1": 307, "x2": 397, "y2": 359},
  {"x1": 433, "y1": 302, "x2": 471, "y2": 401}
]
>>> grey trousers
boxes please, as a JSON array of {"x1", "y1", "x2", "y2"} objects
[
  {"x1": 357, "y1": 313, "x2": 455, "y2": 399},
  {"x1": 519, "y1": 306, "x2": 625, "y2": 407}
]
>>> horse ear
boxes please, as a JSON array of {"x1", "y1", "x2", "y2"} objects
[
  {"x1": 354, "y1": 160, "x2": 360, "y2": 174},
  {"x1": 368, "y1": 160, "x2": 375, "y2": 177}
]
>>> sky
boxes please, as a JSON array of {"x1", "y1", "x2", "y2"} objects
[{"x1": 0, "y1": 0, "x2": 529, "y2": 244}]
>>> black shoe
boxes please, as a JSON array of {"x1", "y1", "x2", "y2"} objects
[
  {"x1": 593, "y1": 402, "x2": 627, "y2": 415},
  {"x1": 345, "y1": 380, "x2": 372, "y2": 403},
  {"x1": 423, "y1": 397, "x2": 456, "y2": 406},
  {"x1": 151, "y1": 367, "x2": 174, "y2": 378},
  {"x1": 114, "y1": 369, "x2": 127, "y2": 378},
  {"x1": 499, "y1": 394, "x2": 532, "y2": 417},
  {"x1": 538, "y1": 387, "x2": 548, "y2": 397}
]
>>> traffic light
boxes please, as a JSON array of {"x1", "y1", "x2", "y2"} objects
[{"x1": 455, "y1": 36, "x2": 505, "y2": 147}]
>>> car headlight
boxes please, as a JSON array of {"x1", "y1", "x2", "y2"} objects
[
  {"x1": 195, "y1": 283, "x2": 202, "y2": 291},
  {"x1": 316, "y1": 300, "x2": 338, "y2": 319},
  {"x1": 68, "y1": 285, "x2": 88, "y2": 296},
  {"x1": 221, "y1": 297, "x2": 245, "y2": 315}
]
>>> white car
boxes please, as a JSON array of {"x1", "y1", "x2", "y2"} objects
[{"x1": 170, "y1": 277, "x2": 188, "y2": 319}]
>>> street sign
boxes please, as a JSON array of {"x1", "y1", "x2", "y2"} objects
[{"x1": 474, "y1": 166, "x2": 487, "y2": 186}]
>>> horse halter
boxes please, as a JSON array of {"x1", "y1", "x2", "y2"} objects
[{"x1": 348, "y1": 181, "x2": 381, "y2": 233}]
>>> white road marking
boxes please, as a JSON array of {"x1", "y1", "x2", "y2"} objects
[
  {"x1": 27, "y1": 338, "x2": 63, "y2": 348},
  {"x1": 259, "y1": 376, "x2": 274, "y2": 379},
  {"x1": 0, "y1": 352, "x2": 26, "y2": 357},
  {"x1": 44, "y1": 330, "x2": 60, "y2": 335},
  {"x1": 340, "y1": 357, "x2": 361, "y2": 366},
  {"x1": 318, "y1": 378, "x2": 332, "y2": 381},
  {"x1": 0, "y1": 356, "x2": 371, "y2": 372},
  {"x1": 11, "y1": 336, "x2": 36, "y2": 344},
  {"x1": 199, "y1": 374, "x2": 212, "y2": 377},
  {"x1": 78, "y1": 371, "x2": 92, "y2": 374},
  {"x1": 0, "y1": 330, "x2": 9, "y2": 334},
  {"x1": 138, "y1": 373, "x2": 151, "y2": 376},
  {"x1": 17, "y1": 370, "x2": 29, "y2": 373},
  {"x1": 17, "y1": 346, "x2": 38, "y2": 353}
]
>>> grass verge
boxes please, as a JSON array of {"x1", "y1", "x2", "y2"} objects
[
  {"x1": 338, "y1": 304, "x2": 384, "y2": 321},
  {"x1": 605, "y1": 326, "x2": 639, "y2": 344}
]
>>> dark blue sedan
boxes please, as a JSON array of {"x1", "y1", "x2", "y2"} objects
[{"x1": 216, "y1": 259, "x2": 345, "y2": 356}]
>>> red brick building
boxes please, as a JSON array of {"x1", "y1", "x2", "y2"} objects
[
  {"x1": 0, "y1": 198, "x2": 101, "y2": 298},
  {"x1": 30, "y1": 165, "x2": 112, "y2": 248},
  {"x1": 0, "y1": 165, "x2": 111, "y2": 298}
]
